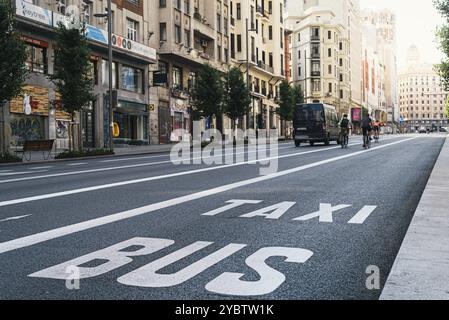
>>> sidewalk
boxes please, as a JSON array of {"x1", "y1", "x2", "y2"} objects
[
  {"x1": 0, "y1": 143, "x2": 174, "y2": 165},
  {"x1": 381, "y1": 136, "x2": 449, "y2": 300}
]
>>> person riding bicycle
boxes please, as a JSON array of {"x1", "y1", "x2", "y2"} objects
[
  {"x1": 339, "y1": 114, "x2": 351, "y2": 148},
  {"x1": 372, "y1": 120, "x2": 381, "y2": 141},
  {"x1": 361, "y1": 114, "x2": 373, "y2": 148}
]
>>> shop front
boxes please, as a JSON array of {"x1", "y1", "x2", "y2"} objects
[
  {"x1": 113, "y1": 100, "x2": 149, "y2": 146},
  {"x1": 9, "y1": 85, "x2": 49, "y2": 147},
  {"x1": 170, "y1": 98, "x2": 190, "y2": 142}
]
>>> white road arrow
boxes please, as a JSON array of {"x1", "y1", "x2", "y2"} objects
[{"x1": 0, "y1": 215, "x2": 32, "y2": 223}]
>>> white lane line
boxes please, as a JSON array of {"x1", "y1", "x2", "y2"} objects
[
  {"x1": 0, "y1": 136, "x2": 399, "y2": 184},
  {"x1": 29, "y1": 166, "x2": 53, "y2": 170},
  {"x1": 0, "y1": 137, "x2": 417, "y2": 255},
  {"x1": 100, "y1": 144, "x2": 295, "y2": 163},
  {"x1": 0, "y1": 170, "x2": 48, "y2": 177},
  {"x1": 0, "y1": 141, "x2": 365, "y2": 207},
  {"x1": 0, "y1": 137, "x2": 401, "y2": 208},
  {"x1": 0, "y1": 170, "x2": 13, "y2": 173},
  {"x1": 0, "y1": 142, "x2": 341, "y2": 184},
  {"x1": 0, "y1": 215, "x2": 32, "y2": 223},
  {"x1": 66, "y1": 163, "x2": 88, "y2": 166}
]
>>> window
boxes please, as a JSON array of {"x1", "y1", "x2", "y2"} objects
[
  {"x1": 160, "y1": 23, "x2": 167, "y2": 41},
  {"x1": 184, "y1": 29, "x2": 190, "y2": 47},
  {"x1": 328, "y1": 48, "x2": 332, "y2": 57},
  {"x1": 127, "y1": 19, "x2": 138, "y2": 41},
  {"x1": 159, "y1": 0, "x2": 166, "y2": 8},
  {"x1": 121, "y1": 65, "x2": 143, "y2": 93},
  {"x1": 101, "y1": 60, "x2": 118, "y2": 89},
  {"x1": 237, "y1": 34, "x2": 242, "y2": 52},
  {"x1": 312, "y1": 79, "x2": 320, "y2": 92},
  {"x1": 172, "y1": 66, "x2": 183, "y2": 89},
  {"x1": 174, "y1": 24, "x2": 182, "y2": 43},
  {"x1": 328, "y1": 30, "x2": 331, "y2": 39},
  {"x1": 237, "y1": 3, "x2": 241, "y2": 20},
  {"x1": 25, "y1": 43, "x2": 47, "y2": 74}
]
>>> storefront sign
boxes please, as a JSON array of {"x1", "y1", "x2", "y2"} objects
[
  {"x1": 15, "y1": 0, "x2": 52, "y2": 26},
  {"x1": 85, "y1": 25, "x2": 157, "y2": 62},
  {"x1": 21, "y1": 36, "x2": 49, "y2": 48}
]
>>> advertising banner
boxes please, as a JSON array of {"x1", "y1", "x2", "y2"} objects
[
  {"x1": 15, "y1": 0, "x2": 52, "y2": 26},
  {"x1": 351, "y1": 108, "x2": 362, "y2": 122}
]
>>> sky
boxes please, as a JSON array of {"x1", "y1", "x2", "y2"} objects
[{"x1": 360, "y1": 0, "x2": 445, "y2": 68}]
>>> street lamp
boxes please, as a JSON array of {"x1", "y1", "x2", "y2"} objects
[
  {"x1": 94, "y1": 0, "x2": 113, "y2": 150},
  {"x1": 246, "y1": 18, "x2": 257, "y2": 130}
]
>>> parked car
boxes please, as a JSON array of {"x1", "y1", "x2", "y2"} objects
[
  {"x1": 418, "y1": 127, "x2": 427, "y2": 134},
  {"x1": 293, "y1": 103, "x2": 340, "y2": 147},
  {"x1": 440, "y1": 127, "x2": 448, "y2": 133}
]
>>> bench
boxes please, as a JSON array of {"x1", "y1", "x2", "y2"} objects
[{"x1": 15, "y1": 140, "x2": 55, "y2": 161}]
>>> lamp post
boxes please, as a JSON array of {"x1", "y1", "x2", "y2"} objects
[
  {"x1": 245, "y1": 18, "x2": 257, "y2": 130},
  {"x1": 94, "y1": 0, "x2": 113, "y2": 150}
]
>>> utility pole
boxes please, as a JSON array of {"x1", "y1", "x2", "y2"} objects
[
  {"x1": 107, "y1": 0, "x2": 114, "y2": 150},
  {"x1": 246, "y1": 18, "x2": 250, "y2": 130}
]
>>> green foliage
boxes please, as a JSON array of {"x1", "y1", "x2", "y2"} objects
[
  {"x1": 223, "y1": 67, "x2": 251, "y2": 123},
  {"x1": 190, "y1": 64, "x2": 224, "y2": 121},
  {"x1": 434, "y1": 0, "x2": 449, "y2": 91},
  {"x1": 276, "y1": 81, "x2": 304, "y2": 124},
  {"x1": 277, "y1": 80, "x2": 294, "y2": 121},
  {"x1": 0, "y1": 152, "x2": 22, "y2": 163},
  {"x1": 0, "y1": 0, "x2": 28, "y2": 103},
  {"x1": 55, "y1": 148, "x2": 114, "y2": 159},
  {"x1": 51, "y1": 23, "x2": 95, "y2": 119},
  {"x1": 291, "y1": 85, "x2": 304, "y2": 107}
]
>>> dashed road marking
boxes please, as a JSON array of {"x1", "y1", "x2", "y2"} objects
[{"x1": 0, "y1": 137, "x2": 416, "y2": 255}]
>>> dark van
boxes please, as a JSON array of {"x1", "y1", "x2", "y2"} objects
[{"x1": 293, "y1": 103, "x2": 340, "y2": 147}]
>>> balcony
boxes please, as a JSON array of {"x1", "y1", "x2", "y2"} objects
[
  {"x1": 311, "y1": 71, "x2": 321, "y2": 77},
  {"x1": 257, "y1": 60, "x2": 274, "y2": 74},
  {"x1": 256, "y1": 6, "x2": 269, "y2": 20},
  {"x1": 311, "y1": 34, "x2": 320, "y2": 41}
]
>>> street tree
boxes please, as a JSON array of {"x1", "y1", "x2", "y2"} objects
[
  {"x1": 277, "y1": 80, "x2": 294, "y2": 138},
  {"x1": 0, "y1": 0, "x2": 28, "y2": 154},
  {"x1": 51, "y1": 23, "x2": 95, "y2": 151},
  {"x1": 434, "y1": 0, "x2": 449, "y2": 90},
  {"x1": 291, "y1": 84, "x2": 304, "y2": 109},
  {"x1": 190, "y1": 64, "x2": 224, "y2": 133},
  {"x1": 223, "y1": 67, "x2": 251, "y2": 133}
]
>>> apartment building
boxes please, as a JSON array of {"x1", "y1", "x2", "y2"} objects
[
  {"x1": 399, "y1": 46, "x2": 448, "y2": 132},
  {"x1": 7, "y1": 0, "x2": 157, "y2": 151},
  {"x1": 229, "y1": 0, "x2": 285, "y2": 131},
  {"x1": 149, "y1": 0, "x2": 230, "y2": 143},
  {"x1": 286, "y1": 0, "x2": 355, "y2": 116},
  {"x1": 361, "y1": 8, "x2": 398, "y2": 126}
]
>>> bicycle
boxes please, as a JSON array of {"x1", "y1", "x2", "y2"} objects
[
  {"x1": 340, "y1": 128, "x2": 349, "y2": 149},
  {"x1": 373, "y1": 129, "x2": 380, "y2": 143},
  {"x1": 363, "y1": 131, "x2": 372, "y2": 149}
]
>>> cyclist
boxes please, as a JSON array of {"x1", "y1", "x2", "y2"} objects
[
  {"x1": 372, "y1": 120, "x2": 381, "y2": 142},
  {"x1": 339, "y1": 114, "x2": 351, "y2": 147},
  {"x1": 361, "y1": 114, "x2": 373, "y2": 148}
]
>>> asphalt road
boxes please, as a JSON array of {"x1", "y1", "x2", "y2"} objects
[{"x1": 0, "y1": 134, "x2": 446, "y2": 300}]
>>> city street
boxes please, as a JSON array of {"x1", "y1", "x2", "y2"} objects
[{"x1": 0, "y1": 134, "x2": 446, "y2": 300}]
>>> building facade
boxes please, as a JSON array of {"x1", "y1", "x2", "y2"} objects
[
  {"x1": 149, "y1": 0, "x2": 231, "y2": 143},
  {"x1": 399, "y1": 46, "x2": 449, "y2": 132},
  {"x1": 229, "y1": 0, "x2": 285, "y2": 131},
  {"x1": 361, "y1": 8, "x2": 398, "y2": 129},
  {"x1": 7, "y1": 0, "x2": 157, "y2": 152},
  {"x1": 286, "y1": 0, "x2": 357, "y2": 117}
]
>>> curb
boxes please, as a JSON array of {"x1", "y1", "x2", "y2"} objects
[{"x1": 380, "y1": 135, "x2": 449, "y2": 300}]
